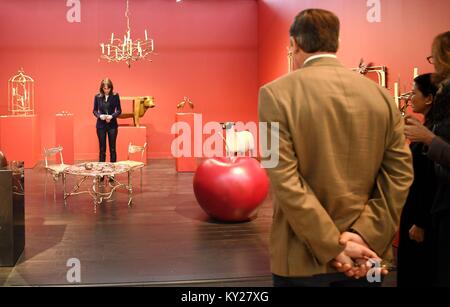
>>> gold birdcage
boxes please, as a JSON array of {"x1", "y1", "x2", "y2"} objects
[{"x1": 8, "y1": 68, "x2": 35, "y2": 115}]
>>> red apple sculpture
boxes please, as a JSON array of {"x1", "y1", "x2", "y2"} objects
[{"x1": 193, "y1": 157, "x2": 269, "y2": 222}]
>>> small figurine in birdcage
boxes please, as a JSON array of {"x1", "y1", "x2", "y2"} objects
[{"x1": 8, "y1": 68, "x2": 35, "y2": 115}]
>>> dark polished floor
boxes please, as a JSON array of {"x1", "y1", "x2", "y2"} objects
[
  {"x1": 0, "y1": 159, "x2": 398, "y2": 287},
  {"x1": 0, "y1": 159, "x2": 273, "y2": 286}
]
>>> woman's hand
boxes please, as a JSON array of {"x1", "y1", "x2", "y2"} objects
[
  {"x1": 409, "y1": 225, "x2": 425, "y2": 243},
  {"x1": 105, "y1": 115, "x2": 112, "y2": 123},
  {"x1": 404, "y1": 116, "x2": 436, "y2": 145},
  {"x1": 100, "y1": 114, "x2": 107, "y2": 120}
]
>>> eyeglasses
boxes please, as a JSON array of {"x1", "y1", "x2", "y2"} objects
[{"x1": 427, "y1": 56, "x2": 435, "y2": 64}]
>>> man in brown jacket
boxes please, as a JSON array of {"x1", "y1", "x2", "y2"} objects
[{"x1": 258, "y1": 9, "x2": 414, "y2": 287}]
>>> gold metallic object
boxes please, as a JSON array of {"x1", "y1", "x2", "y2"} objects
[
  {"x1": 43, "y1": 146, "x2": 69, "y2": 201},
  {"x1": 8, "y1": 68, "x2": 35, "y2": 115},
  {"x1": 354, "y1": 259, "x2": 396, "y2": 272},
  {"x1": 64, "y1": 162, "x2": 133, "y2": 208},
  {"x1": 394, "y1": 68, "x2": 418, "y2": 116},
  {"x1": 399, "y1": 91, "x2": 413, "y2": 101},
  {"x1": 0, "y1": 151, "x2": 7, "y2": 168},
  {"x1": 10, "y1": 161, "x2": 25, "y2": 196},
  {"x1": 399, "y1": 92, "x2": 413, "y2": 117},
  {"x1": 116, "y1": 142, "x2": 147, "y2": 189},
  {"x1": 287, "y1": 47, "x2": 294, "y2": 73},
  {"x1": 119, "y1": 96, "x2": 155, "y2": 127},
  {"x1": 380, "y1": 260, "x2": 396, "y2": 272},
  {"x1": 99, "y1": 0, "x2": 155, "y2": 68},
  {"x1": 352, "y1": 58, "x2": 387, "y2": 88},
  {"x1": 177, "y1": 96, "x2": 194, "y2": 111}
]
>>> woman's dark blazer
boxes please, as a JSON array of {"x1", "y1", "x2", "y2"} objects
[{"x1": 92, "y1": 93, "x2": 122, "y2": 129}]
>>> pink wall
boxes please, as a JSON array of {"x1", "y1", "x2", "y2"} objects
[
  {"x1": 0, "y1": 0, "x2": 258, "y2": 160},
  {"x1": 1, "y1": 0, "x2": 449, "y2": 162},
  {"x1": 258, "y1": 0, "x2": 450, "y2": 92}
]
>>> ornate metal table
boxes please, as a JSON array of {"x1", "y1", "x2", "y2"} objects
[{"x1": 63, "y1": 162, "x2": 132, "y2": 207}]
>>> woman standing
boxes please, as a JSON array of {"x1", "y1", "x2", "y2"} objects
[
  {"x1": 93, "y1": 78, "x2": 122, "y2": 166},
  {"x1": 404, "y1": 31, "x2": 450, "y2": 287},
  {"x1": 405, "y1": 31, "x2": 450, "y2": 166},
  {"x1": 397, "y1": 74, "x2": 438, "y2": 287}
]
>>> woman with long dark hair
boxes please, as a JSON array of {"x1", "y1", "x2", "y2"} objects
[{"x1": 92, "y1": 78, "x2": 122, "y2": 180}]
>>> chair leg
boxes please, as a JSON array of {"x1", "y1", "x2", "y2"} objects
[
  {"x1": 62, "y1": 173, "x2": 66, "y2": 204},
  {"x1": 44, "y1": 171, "x2": 48, "y2": 201},
  {"x1": 140, "y1": 168, "x2": 143, "y2": 190},
  {"x1": 53, "y1": 175, "x2": 57, "y2": 202}
]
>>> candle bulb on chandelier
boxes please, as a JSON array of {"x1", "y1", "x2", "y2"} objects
[
  {"x1": 145, "y1": 29, "x2": 148, "y2": 41},
  {"x1": 101, "y1": 43, "x2": 105, "y2": 54},
  {"x1": 413, "y1": 67, "x2": 419, "y2": 79},
  {"x1": 111, "y1": 32, "x2": 114, "y2": 44},
  {"x1": 107, "y1": 44, "x2": 111, "y2": 56}
]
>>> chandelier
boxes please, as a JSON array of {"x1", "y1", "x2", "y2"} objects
[{"x1": 99, "y1": 0, "x2": 155, "y2": 68}]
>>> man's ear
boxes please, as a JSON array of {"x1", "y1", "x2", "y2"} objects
[{"x1": 290, "y1": 37, "x2": 300, "y2": 53}]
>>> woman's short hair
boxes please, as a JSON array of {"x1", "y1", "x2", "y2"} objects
[
  {"x1": 432, "y1": 31, "x2": 450, "y2": 81},
  {"x1": 99, "y1": 78, "x2": 114, "y2": 96},
  {"x1": 289, "y1": 9, "x2": 340, "y2": 53}
]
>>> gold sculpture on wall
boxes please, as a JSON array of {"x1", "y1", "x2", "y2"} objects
[
  {"x1": 352, "y1": 59, "x2": 387, "y2": 88},
  {"x1": 119, "y1": 96, "x2": 155, "y2": 127},
  {"x1": 394, "y1": 68, "x2": 419, "y2": 117},
  {"x1": 8, "y1": 68, "x2": 35, "y2": 115}
]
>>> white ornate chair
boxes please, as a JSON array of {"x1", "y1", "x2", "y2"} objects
[
  {"x1": 43, "y1": 145, "x2": 69, "y2": 201},
  {"x1": 117, "y1": 142, "x2": 147, "y2": 189}
]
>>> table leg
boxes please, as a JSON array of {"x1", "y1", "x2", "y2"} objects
[
  {"x1": 92, "y1": 176, "x2": 103, "y2": 206},
  {"x1": 64, "y1": 176, "x2": 88, "y2": 203}
]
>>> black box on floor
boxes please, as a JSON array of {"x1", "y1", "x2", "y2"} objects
[{"x1": 0, "y1": 161, "x2": 25, "y2": 266}]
